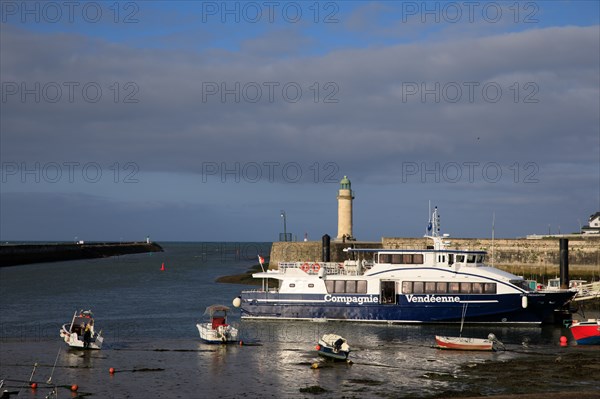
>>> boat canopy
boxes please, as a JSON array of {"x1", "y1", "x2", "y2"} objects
[
  {"x1": 204, "y1": 305, "x2": 230, "y2": 316},
  {"x1": 73, "y1": 316, "x2": 93, "y2": 325}
]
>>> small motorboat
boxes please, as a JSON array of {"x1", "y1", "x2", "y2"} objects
[
  {"x1": 435, "y1": 334, "x2": 502, "y2": 351},
  {"x1": 59, "y1": 310, "x2": 103, "y2": 350},
  {"x1": 196, "y1": 305, "x2": 239, "y2": 344},
  {"x1": 570, "y1": 319, "x2": 600, "y2": 345},
  {"x1": 315, "y1": 334, "x2": 350, "y2": 361}
]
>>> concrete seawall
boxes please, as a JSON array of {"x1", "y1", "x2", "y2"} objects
[
  {"x1": 0, "y1": 242, "x2": 164, "y2": 267},
  {"x1": 270, "y1": 236, "x2": 600, "y2": 278}
]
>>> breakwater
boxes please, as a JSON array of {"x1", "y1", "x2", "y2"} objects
[
  {"x1": 0, "y1": 241, "x2": 163, "y2": 267},
  {"x1": 270, "y1": 236, "x2": 600, "y2": 279}
]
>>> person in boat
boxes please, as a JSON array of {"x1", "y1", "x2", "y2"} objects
[
  {"x1": 83, "y1": 323, "x2": 92, "y2": 348},
  {"x1": 333, "y1": 338, "x2": 344, "y2": 352}
]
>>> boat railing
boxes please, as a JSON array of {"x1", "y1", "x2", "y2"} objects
[
  {"x1": 572, "y1": 281, "x2": 600, "y2": 302},
  {"x1": 278, "y1": 261, "x2": 365, "y2": 276}
]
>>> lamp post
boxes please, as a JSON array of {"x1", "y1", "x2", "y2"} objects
[{"x1": 280, "y1": 210, "x2": 287, "y2": 241}]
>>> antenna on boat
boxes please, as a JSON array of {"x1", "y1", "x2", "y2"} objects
[
  {"x1": 492, "y1": 211, "x2": 495, "y2": 267},
  {"x1": 426, "y1": 200, "x2": 432, "y2": 236},
  {"x1": 425, "y1": 204, "x2": 446, "y2": 250}
]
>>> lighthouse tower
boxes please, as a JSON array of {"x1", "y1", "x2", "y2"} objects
[{"x1": 336, "y1": 176, "x2": 354, "y2": 241}]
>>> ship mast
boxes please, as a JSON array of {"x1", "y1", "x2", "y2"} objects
[{"x1": 424, "y1": 205, "x2": 447, "y2": 250}]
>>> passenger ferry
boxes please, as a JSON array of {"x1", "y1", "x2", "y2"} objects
[{"x1": 236, "y1": 208, "x2": 576, "y2": 324}]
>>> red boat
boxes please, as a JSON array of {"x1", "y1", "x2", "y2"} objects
[{"x1": 569, "y1": 319, "x2": 600, "y2": 345}]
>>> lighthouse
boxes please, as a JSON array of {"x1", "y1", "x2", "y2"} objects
[{"x1": 336, "y1": 176, "x2": 354, "y2": 241}]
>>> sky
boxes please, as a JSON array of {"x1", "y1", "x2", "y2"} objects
[{"x1": 0, "y1": 0, "x2": 599, "y2": 242}]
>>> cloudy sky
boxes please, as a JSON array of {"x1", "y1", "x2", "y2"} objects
[{"x1": 1, "y1": 1, "x2": 599, "y2": 242}]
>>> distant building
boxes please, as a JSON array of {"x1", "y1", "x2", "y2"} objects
[{"x1": 581, "y1": 212, "x2": 600, "y2": 234}]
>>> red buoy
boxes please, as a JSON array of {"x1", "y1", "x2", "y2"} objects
[
  {"x1": 160, "y1": 262, "x2": 165, "y2": 271},
  {"x1": 30, "y1": 382, "x2": 37, "y2": 389},
  {"x1": 315, "y1": 345, "x2": 321, "y2": 351},
  {"x1": 109, "y1": 367, "x2": 115, "y2": 374},
  {"x1": 560, "y1": 336, "x2": 567, "y2": 346},
  {"x1": 70, "y1": 384, "x2": 78, "y2": 392}
]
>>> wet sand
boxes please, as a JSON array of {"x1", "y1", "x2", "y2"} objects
[{"x1": 2, "y1": 333, "x2": 599, "y2": 399}]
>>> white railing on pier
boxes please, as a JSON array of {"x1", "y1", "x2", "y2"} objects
[{"x1": 278, "y1": 260, "x2": 369, "y2": 276}]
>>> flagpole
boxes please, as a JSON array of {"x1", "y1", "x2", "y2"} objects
[{"x1": 258, "y1": 254, "x2": 266, "y2": 293}]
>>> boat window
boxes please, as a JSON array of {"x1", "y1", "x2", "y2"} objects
[
  {"x1": 467, "y1": 254, "x2": 476, "y2": 263},
  {"x1": 379, "y1": 254, "x2": 391, "y2": 263},
  {"x1": 289, "y1": 283, "x2": 295, "y2": 288},
  {"x1": 325, "y1": 280, "x2": 334, "y2": 293},
  {"x1": 403, "y1": 281, "x2": 498, "y2": 294},
  {"x1": 392, "y1": 254, "x2": 402, "y2": 264},
  {"x1": 472, "y1": 283, "x2": 484, "y2": 294},
  {"x1": 308, "y1": 283, "x2": 314, "y2": 288},
  {"x1": 449, "y1": 282, "x2": 460, "y2": 293},
  {"x1": 484, "y1": 283, "x2": 496, "y2": 294},
  {"x1": 325, "y1": 280, "x2": 368, "y2": 294},
  {"x1": 476, "y1": 255, "x2": 484, "y2": 263},
  {"x1": 357, "y1": 280, "x2": 367, "y2": 293},
  {"x1": 413, "y1": 281, "x2": 424, "y2": 294},
  {"x1": 402, "y1": 254, "x2": 413, "y2": 264},
  {"x1": 345, "y1": 280, "x2": 357, "y2": 293},
  {"x1": 425, "y1": 282, "x2": 436, "y2": 293},
  {"x1": 510, "y1": 280, "x2": 532, "y2": 291},
  {"x1": 456, "y1": 255, "x2": 465, "y2": 263},
  {"x1": 436, "y1": 282, "x2": 448, "y2": 293},
  {"x1": 413, "y1": 254, "x2": 424, "y2": 264},
  {"x1": 460, "y1": 282, "x2": 472, "y2": 293},
  {"x1": 448, "y1": 254, "x2": 454, "y2": 266}
]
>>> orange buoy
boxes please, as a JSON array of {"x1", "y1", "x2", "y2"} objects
[
  {"x1": 239, "y1": 340, "x2": 243, "y2": 346},
  {"x1": 70, "y1": 384, "x2": 78, "y2": 392},
  {"x1": 30, "y1": 382, "x2": 37, "y2": 389},
  {"x1": 315, "y1": 345, "x2": 321, "y2": 351},
  {"x1": 109, "y1": 367, "x2": 115, "y2": 374},
  {"x1": 560, "y1": 336, "x2": 567, "y2": 346}
]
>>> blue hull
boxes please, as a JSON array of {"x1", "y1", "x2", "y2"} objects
[
  {"x1": 240, "y1": 291, "x2": 575, "y2": 324},
  {"x1": 317, "y1": 347, "x2": 349, "y2": 360},
  {"x1": 575, "y1": 336, "x2": 600, "y2": 345}
]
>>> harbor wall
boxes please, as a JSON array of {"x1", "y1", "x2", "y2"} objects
[
  {"x1": 270, "y1": 237, "x2": 600, "y2": 277},
  {"x1": 0, "y1": 242, "x2": 164, "y2": 267}
]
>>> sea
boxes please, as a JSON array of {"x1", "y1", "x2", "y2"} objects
[{"x1": 1, "y1": 242, "x2": 599, "y2": 399}]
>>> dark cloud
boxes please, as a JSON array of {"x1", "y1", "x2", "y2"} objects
[{"x1": 1, "y1": 20, "x2": 598, "y2": 240}]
